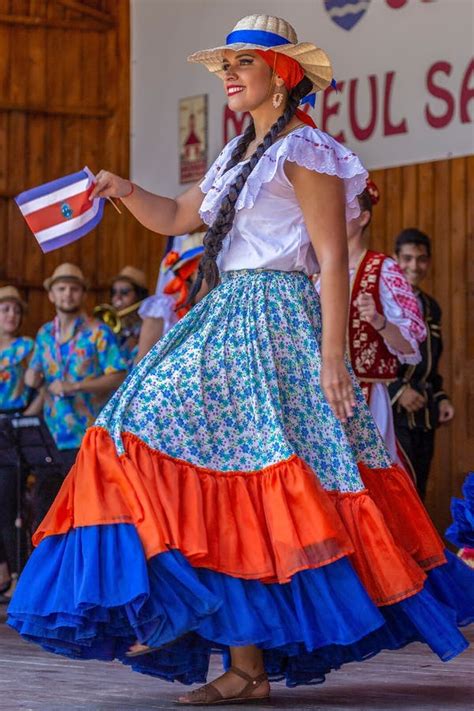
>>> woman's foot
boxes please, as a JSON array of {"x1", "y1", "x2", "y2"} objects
[
  {"x1": 176, "y1": 666, "x2": 270, "y2": 705},
  {"x1": 125, "y1": 642, "x2": 153, "y2": 657}
]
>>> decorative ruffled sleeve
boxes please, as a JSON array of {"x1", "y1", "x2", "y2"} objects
[
  {"x1": 282, "y1": 129, "x2": 369, "y2": 221},
  {"x1": 138, "y1": 293, "x2": 177, "y2": 335},
  {"x1": 379, "y1": 258, "x2": 427, "y2": 365},
  {"x1": 232, "y1": 127, "x2": 369, "y2": 222}
]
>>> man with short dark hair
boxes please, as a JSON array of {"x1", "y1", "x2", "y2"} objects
[{"x1": 390, "y1": 229, "x2": 454, "y2": 499}]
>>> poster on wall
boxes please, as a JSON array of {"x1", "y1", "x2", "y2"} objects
[{"x1": 179, "y1": 95, "x2": 208, "y2": 184}]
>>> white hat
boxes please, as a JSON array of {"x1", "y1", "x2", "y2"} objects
[
  {"x1": 187, "y1": 14, "x2": 333, "y2": 93},
  {"x1": 164, "y1": 232, "x2": 205, "y2": 274}
]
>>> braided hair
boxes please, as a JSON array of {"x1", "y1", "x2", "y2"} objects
[{"x1": 188, "y1": 74, "x2": 313, "y2": 301}]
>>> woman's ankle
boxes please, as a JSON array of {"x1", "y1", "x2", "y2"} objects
[{"x1": 229, "y1": 645, "x2": 265, "y2": 676}]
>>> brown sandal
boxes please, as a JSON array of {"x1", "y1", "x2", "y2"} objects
[
  {"x1": 125, "y1": 643, "x2": 154, "y2": 658},
  {"x1": 175, "y1": 665, "x2": 269, "y2": 706}
]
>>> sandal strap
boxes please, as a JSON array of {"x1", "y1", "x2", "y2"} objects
[
  {"x1": 186, "y1": 682, "x2": 224, "y2": 704},
  {"x1": 228, "y1": 666, "x2": 268, "y2": 699}
]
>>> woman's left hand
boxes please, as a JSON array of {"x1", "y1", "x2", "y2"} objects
[{"x1": 321, "y1": 357, "x2": 355, "y2": 422}]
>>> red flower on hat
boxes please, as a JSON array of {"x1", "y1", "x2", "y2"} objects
[
  {"x1": 163, "y1": 257, "x2": 202, "y2": 319},
  {"x1": 163, "y1": 251, "x2": 180, "y2": 268},
  {"x1": 366, "y1": 179, "x2": 380, "y2": 206}
]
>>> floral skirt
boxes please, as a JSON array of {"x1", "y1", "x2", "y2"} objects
[{"x1": 8, "y1": 270, "x2": 474, "y2": 686}]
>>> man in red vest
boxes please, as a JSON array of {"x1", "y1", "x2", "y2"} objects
[{"x1": 345, "y1": 181, "x2": 426, "y2": 463}]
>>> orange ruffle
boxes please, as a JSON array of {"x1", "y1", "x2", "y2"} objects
[
  {"x1": 34, "y1": 426, "x2": 445, "y2": 604},
  {"x1": 359, "y1": 463, "x2": 445, "y2": 571}
]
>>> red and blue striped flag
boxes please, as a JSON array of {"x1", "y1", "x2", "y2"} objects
[{"x1": 15, "y1": 167, "x2": 104, "y2": 253}]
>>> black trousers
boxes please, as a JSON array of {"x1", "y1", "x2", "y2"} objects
[
  {"x1": 29, "y1": 448, "x2": 78, "y2": 532},
  {"x1": 396, "y1": 427, "x2": 435, "y2": 501},
  {"x1": 0, "y1": 440, "x2": 77, "y2": 572},
  {"x1": 0, "y1": 464, "x2": 25, "y2": 574}
]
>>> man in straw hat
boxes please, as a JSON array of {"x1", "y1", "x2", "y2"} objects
[
  {"x1": 9, "y1": 13, "x2": 473, "y2": 706},
  {"x1": 109, "y1": 266, "x2": 149, "y2": 370},
  {"x1": 25, "y1": 263, "x2": 126, "y2": 474}
]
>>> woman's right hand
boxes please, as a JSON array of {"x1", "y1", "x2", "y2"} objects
[
  {"x1": 90, "y1": 170, "x2": 133, "y2": 200},
  {"x1": 321, "y1": 356, "x2": 355, "y2": 423}
]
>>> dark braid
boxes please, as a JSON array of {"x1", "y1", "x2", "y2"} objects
[{"x1": 188, "y1": 75, "x2": 313, "y2": 301}]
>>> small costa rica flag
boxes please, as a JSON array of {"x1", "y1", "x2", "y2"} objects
[{"x1": 15, "y1": 167, "x2": 104, "y2": 253}]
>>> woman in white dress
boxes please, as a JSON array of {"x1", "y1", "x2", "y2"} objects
[{"x1": 8, "y1": 14, "x2": 473, "y2": 707}]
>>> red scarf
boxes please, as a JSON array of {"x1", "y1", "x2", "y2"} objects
[{"x1": 255, "y1": 50, "x2": 316, "y2": 128}]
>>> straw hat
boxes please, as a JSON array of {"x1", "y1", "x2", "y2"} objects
[
  {"x1": 187, "y1": 14, "x2": 333, "y2": 93},
  {"x1": 111, "y1": 266, "x2": 148, "y2": 291},
  {"x1": 0, "y1": 285, "x2": 27, "y2": 311},
  {"x1": 43, "y1": 263, "x2": 88, "y2": 291}
]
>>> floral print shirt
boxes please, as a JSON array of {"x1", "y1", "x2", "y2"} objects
[
  {"x1": 29, "y1": 316, "x2": 126, "y2": 450},
  {"x1": 0, "y1": 336, "x2": 34, "y2": 412}
]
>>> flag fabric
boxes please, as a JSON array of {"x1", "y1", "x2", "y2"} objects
[{"x1": 15, "y1": 167, "x2": 104, "y2": 253}]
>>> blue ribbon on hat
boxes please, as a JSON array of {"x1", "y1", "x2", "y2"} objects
[
  {"x1": 226, "y1": 29, "x2": 291, "y2": 47},
  {"x1": 301, "y1": 79, "x2": 337, "y2": 108},
  {"x1": 226, "y1": 28, "x2": 337, "y2": 110},
  {"x1": 301, "y1": 93, "x2": 316, "y2": 108}
]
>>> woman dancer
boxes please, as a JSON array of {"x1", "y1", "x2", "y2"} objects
[{"x1": 8, "y1": 14, "x2": 473, "y2": 706}]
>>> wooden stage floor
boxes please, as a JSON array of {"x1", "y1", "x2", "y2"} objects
[{"x1": 1, "y1": 614, "x2": 472, "y2": 711}]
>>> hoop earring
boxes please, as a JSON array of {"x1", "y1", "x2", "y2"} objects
[{"x1": 272, "y1": 91, "x2": 284, "y2": 109}]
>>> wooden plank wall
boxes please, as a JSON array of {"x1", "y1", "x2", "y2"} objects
[
  {"x1": 0, "y1": 0, "x2": 165, "y2": 331},
  {"x1": 370, "y1": 158, "x2": 474, "y2": 533},
  {"x1": 0, "y1": 1, "x2": 472, "y2": 533}
]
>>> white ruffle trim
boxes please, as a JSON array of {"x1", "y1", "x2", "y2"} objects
[
  {"x1": 138, "y1": 294, "x2": 178, "y2": 335},
  {"x1": 199, "y1": 127, "x2": 368, "y2": 225}
]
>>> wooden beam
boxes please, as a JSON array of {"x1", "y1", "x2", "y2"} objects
[
  {"x1": 0, "y1": 13, "x2": 109, "y2": 32},
  {"x1": 57, "y1": 0, "x2": 116, "y2": 27},
  {"x1": 0, "y1": 101, "x2": 113, "y2": 119}
]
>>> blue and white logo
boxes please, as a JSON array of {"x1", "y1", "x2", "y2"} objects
[{"x1": 324, "y1": 0, "x2": 371, "y2": 31}]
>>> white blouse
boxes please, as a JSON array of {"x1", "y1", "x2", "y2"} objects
[{"x1": 199, "y1": 125, "x2": 368, "y2": 276}]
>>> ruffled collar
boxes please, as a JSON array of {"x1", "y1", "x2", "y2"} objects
[{"x1": 199, "y1": 126, "x2": 367, "y2": 226}]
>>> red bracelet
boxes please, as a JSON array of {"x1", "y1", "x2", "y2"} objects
[{"x1": 122, "y1": 181, "x2": 135, "y2": 198}]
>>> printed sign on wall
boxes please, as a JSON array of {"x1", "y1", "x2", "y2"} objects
[{"x1": 179, "y1": 95, "x2": 208, "y2": 184}]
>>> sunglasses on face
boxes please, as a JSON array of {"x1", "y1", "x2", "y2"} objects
[{"x1": 111, "y1": 287, "x2": 134, "y2": 297}]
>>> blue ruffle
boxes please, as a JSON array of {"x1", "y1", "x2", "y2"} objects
[
  {"x1": 8, "y1": 524, "x2": 474, "y2": 687},
  {"x1": 446, "y1": 472, "x2": 474, "y2": 548}
]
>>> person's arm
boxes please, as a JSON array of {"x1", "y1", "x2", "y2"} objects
[
  {"x1": 24, "y1": 367, "x2": 43, "y2": 389},
  {"x1": 90, "y1": 173, "x2": 204, "y2": 236},
  {"x1": 430, "y1": 307, "x2": 454, "y2": 423},
  {"x1": 372, "y1": 259, "x2": 426, "y2": 362},
  {"x1": 286, "y1": 162, "x2": 354, "y2": 422},
  {"x1": 136, "y1": 317, "x2": 164, "y2": 363},
  {"x1": 355, "y1": 293, "x2": 416, "y2": 355},
  {"x1": 48, "y1": 372, "x2": 125, "y2": 398},
  {"x1": 23, "y1": 388, "x2": 45, "y2": 416}
]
